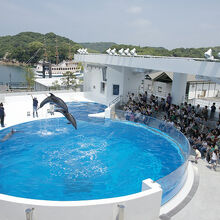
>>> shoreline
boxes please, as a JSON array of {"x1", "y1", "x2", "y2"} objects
[{"x1": 0, "y1": 60, "x2": 27, "y2": 67}]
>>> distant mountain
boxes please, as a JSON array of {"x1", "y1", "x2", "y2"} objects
[
  {"x1": 0, "y1": 32, "x2": 219, "y2": 63},
  {"x1": 79, "y1": 42, "x2": 117, "y2": 53},
  {"x1": 0, "y1": 32, "x2": 82, "y2": 64}
]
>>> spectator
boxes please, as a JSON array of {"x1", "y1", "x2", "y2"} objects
[
  {"x1": 166, "y1": 93, "x2": 172, "y2": 106},
  {"x1": 210, "y1": 103, "x2": 216, "y2": 120},
  {"x1": 219, "y1": 107, "x2": 220, "y2": 121},
  {"x1": 202, "y1": 106, "x2": 208, "y2": 121},
  {"x1": 195, "y1": 104, "x2": 201, "y2": 116},
  {"x1": 122, "y1": 90, "x2": 220, "y2": 170},
  {"x1": 143, "y1": 91, "x2": 148, "y2": 102},
  {"x1": 193, "y1": 146, "x2": 201, "y2": 164},
  {"x1": 210, "y1": 149, "x2": 219, "y2": 171}
]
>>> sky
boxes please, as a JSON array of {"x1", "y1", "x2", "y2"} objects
[{"x1": 0, "y1": 0, "x2": 219, "y2": 49}]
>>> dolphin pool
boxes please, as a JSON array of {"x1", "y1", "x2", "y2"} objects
[{"x1": 0, "y1": 102, "x2": 187, "y2": 204}]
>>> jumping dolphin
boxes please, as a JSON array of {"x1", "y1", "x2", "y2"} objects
[
  {"x1": 55, "y1": 109, "x2": 77, "y2": 130},
  {"x1": 1, "y1": 128, "x2": 19, "y2": 142},
  {"x1": 38, "y1": 93, "x2": 68, "y2": 111}
]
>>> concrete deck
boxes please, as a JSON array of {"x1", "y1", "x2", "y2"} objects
[
  {"x1": 0, "y1": 91, "x2": 104, "y2": 129},
  {"x1": 165, "y1": 158, "x2": 220, "y2": 220}
]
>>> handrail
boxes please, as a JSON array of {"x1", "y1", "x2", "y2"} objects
[
  {"x1": 108, "y1": 95, "x2": 121, "y2": 107},
  {"x1": 25, "y1": 208, "x2": 34, "y2": 220}
]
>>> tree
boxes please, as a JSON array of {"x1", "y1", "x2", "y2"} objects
[
  {"x1": 77, "y1": 62, "x2": 84, "y2": 72},
  {"x1": 50, "y1": 80, "x2": 61, "y2": 90},
  {"x1": 24, "y1": 66, "x2": 35, "y2": 90},
  {"x1": 61, "y1": 71, "x2": 77, "y2": 89},
  {"x1": 0, "y1": 32, "x2": 81, "y2": 62}
]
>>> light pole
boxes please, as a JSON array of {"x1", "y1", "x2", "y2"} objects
[{"x1": 9, "y1": 72, "x2": 12, "y2": 90}]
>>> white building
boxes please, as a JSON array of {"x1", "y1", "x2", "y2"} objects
[{"x1": 75, "y1": 54, "x2": 220, "y2": 106}]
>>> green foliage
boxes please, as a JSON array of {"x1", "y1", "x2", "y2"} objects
[
  {"x1": 61, "y1": 71, "x2": 77, "y2": 89},
  {"x1": 77, "y1": 62, "x2": 84, "y2": 72},
  {"x1": 109, "y1": 45, "x2": 220, "y2": 58},
  {"x1": 0, "y1": 32, "x2": 81, "y2": 64},
  {"x1": 24, "y1": 66, "x2": 35, "y2": 89},
  {"x1": 79, "y1": 42, "x2": 117, "y2": 53},
  {"x1": 51, "y1": 80, "x2": 61, "y2": 90},
  {"x1": 1, "y1": 32, "x2": 219, "y2": 61}
]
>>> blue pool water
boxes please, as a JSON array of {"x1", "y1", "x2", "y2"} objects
[{"x1": 0, "y1": 102, "x2": 184, "y2": 201}]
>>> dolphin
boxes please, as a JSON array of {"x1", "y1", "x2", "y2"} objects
[
  {"x1": 55, "y1": 109, "x2": 77, "y2": 130},
  {"x1": 1, "y1": 129, "x2": 19, "y2": 142},
  {"x1": 38, "y1": 96, "x2": 53, "y2": 109},
  {"x1": 38, "y1": 93, "x2": 68, "y2": 112}
]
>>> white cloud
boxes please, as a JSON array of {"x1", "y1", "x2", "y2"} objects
[
  {"x1": 127, "y1": 6, "x2": 142, "y2": 14},
  {"x1": 131, "y1": 18, "x2": 151, "y2": 27}
]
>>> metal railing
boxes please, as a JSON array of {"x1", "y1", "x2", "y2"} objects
[
  {"x1": 108, "y1": 95, "x2": 122, "y2": 107},
  {"x1": 116, "y1": 205, "x2": 125, "y2": 220},
  {"x1": 25, "y1": 208, "x2": 34, "y2": 220},
  {"x1": 0, "y1": 82, "x2": 31, "y2": 89}
]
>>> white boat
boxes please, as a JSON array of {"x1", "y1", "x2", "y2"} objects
[{"x1": 35, "y1": 60, "x2": 81, "y2": 77}]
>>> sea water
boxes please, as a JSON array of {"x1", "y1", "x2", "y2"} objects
[{"x1": 0, "y1": 65, "x2": 26, "y2": 83}]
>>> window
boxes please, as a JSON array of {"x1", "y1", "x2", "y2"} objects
[
  {"x1": 101, "y1": 82, "x2": 106, "y2": 93},
  {"x1": 102, "y1": 67, "x2": 107, "y2": 81},
  {"x1": 113, "y1": 84, "x2": 119, "y2": 95}
]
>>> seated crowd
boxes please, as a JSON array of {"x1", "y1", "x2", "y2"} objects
[{"x1": 123, "y1": 91, "x2": 220, "y2": 169}]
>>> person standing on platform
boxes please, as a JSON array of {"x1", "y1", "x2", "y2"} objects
[
  {"x1": 31, "y1": 96, "x2": 38, "y2": 118},
  {"x1": 49, "y1": 102, "x2": 54, "y2": 115},
  {"x1": 0, "y1": 103, "x2": 5, "y2": 127}
]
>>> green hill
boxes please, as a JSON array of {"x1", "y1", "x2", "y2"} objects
[
  {"x1": 0, "y1": 32, "x2": 82, "y2": 64},
  {"x1": 0, "y1": 32, "x2": 219, "y2": 63},
  {"x1": 110, "y1": 44, "x2": 220, "y2": 58},
  {"x1": 81, "y1": 42, "x2": 220, "y2": 58},
  {"x1": 79, "y1": 42, "x2": 117, "y2": 53}
]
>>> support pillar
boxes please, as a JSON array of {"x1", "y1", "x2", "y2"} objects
[{"x1": 171, "y1": 72, "x2": 187, "y2": 105}]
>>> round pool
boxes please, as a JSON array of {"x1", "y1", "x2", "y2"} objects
[{"x1": 0, "y1": 102, "x2": 185, "y2": 203}]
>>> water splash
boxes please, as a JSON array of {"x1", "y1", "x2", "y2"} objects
[{"x1": 38, "y1": 130, "x2": 54, "y2": 136}]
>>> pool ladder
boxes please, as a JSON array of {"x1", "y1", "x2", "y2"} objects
[
  {"x1": 24, "y1": 205, "x2": 125, "y2": 220},
  {"x1": 25, "y1": 208, "x2": 34, "y2": 220},
  {"x1": 116, "y1": 204, "x2": 125, "y2": 220}
]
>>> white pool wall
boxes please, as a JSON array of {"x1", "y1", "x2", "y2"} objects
[{"x1": 0, "y1": 179, "x2": 162, "y2": 220}]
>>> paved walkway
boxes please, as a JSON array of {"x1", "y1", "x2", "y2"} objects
[
  {"x1": 171, "y1": 158, "x2": 220, "y2": 220},
  {"x1": 0, "y1": 92, "x2": 94, "y2": 130}
]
